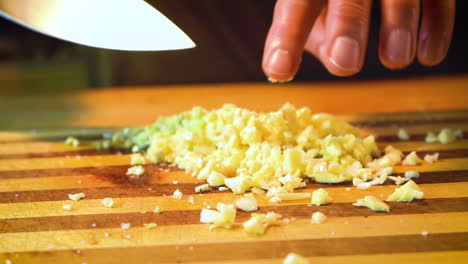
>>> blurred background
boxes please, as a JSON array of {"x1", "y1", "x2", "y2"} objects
[{"x1": 0, "y1": 0, "x2": 467, "y2": 94}]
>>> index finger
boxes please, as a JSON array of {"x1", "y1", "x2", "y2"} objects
[{"x1": 262, "y1": 0, "x2": 325, "y2": 82}]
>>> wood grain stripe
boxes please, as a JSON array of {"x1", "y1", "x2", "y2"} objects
[
  {"x1": 377, "y1": 140, "x2": 468, "y2": 151},
  {"x1": 0, "y1": 163, "x2": 181, "y2": 180},
  {"x1": 2, "y1": 169, "x2": 468, "y2": 201},
  {"x1": 5, "y1": 250, "x2": 467, "y2": 264},
  {"x1": 0, "y1": 212, "x2": 467, "y2": 252},
  {"x1": 190, "y1": 251, "x2": 468, "y2": 264},
  {"x1": 0, "y1": 197, "x2": 466, "y2": 234},
  {"x1": 0, "y1": 153, "x2": 466, "y2": 179},
  {"x1": 1, "y1": 182, "x2": 466, "y2": 219},
  {"x1": 0, "y1": 144, "x2": 467, "y2": 160},
  {"x1": 0, "y1": 170, "x2": 200, "y2": 192},
  {"x1": 1, "y1": 167, "x2": 467, "y2": 194}
]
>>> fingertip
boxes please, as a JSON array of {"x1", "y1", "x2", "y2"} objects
[
  {"x1": 417, "y1": 35, "x2": 449, "y2": 67},
  {"x1": 320, "y1": 37, "x2": 363, "y2": 77},
  {"x1": 262, "y1": 48, "x2": 300, "y2": 82}
]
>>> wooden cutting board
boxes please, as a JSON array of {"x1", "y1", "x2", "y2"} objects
[{"x1": 0, "y1": 75, "x2": 467, "y2": 263}]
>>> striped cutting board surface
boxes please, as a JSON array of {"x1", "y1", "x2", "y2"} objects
[{"x1": 0, "y1": 76, "x2": 468, "y2": 263}]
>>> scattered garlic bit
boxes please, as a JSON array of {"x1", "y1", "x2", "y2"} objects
[
  {"x1": 375, "y1": 167, "x2": 394, "y2": 177},
  {"x1": 311, "y1": 212, "x2": 327, "y2": 224},
  {"x1": 187, "y1": 196, "x2": 195, "y2": 204},
  {"x1": 62, "y1": 204, "x2": 73, "y2": 211},
  {"x1": 194, "y1": 184, "x2": 212, "y2": 193},
  {"x1": 130, "y1": 153, "x2": 146, "y2": 165},
  {"x1": 357, "y1": 182, "x2": 372, "y2": 189},
  {"x1": 368, "y1": 145, "x2": 403, "y2": 170},
  {"x1": 402, "y1": 151, "x2": 422, "y2": 166},
  {"x1": 425, "y1": 131, "x2": 438, "y2": 143},
  {"x1": 353, "y1": 196, "x2": 390, "y2": 212},
  {"x1": 207, "y1": 171, "x2": 226, "y2": 186},
  {"x1": 283, "y1": 253, "x2": 309, "y2": 264},
  {"x1": 438, "y1": 128, "x2": 456, "y2": 144},
  {"x1": 234, "y1": 194, "x2": 258, "y2": 212},
  {"x1": 120, "y1": 223, "x2": 131, "y2": 230},
  {"x1": 64, "y1": 136, "x2": 80, "y2": 147},
  {"x1": 153, "y1": 206, "x2": 162, "y2": 213},
  {"x1": 404, "y1": 171, "x2": 420, "y2": 179},
  {"x1": 388, "y1": 176, "x2": 410, "y2": 185},
  {"x1": 100, "y1": 197, "x2": 114, "y2": 208},
  {"x1": 311, "y1": 188, "x2": 332, "y2": 206},
  {"x1": 126, "y1": 165, "x2": 145, "y2": 176},
  {"x1": 454, "y1": 129, "x2": 464, "y2": 139},
  {"x1": 421, "y1": 230, "x2": 429, "y2": 237},
  {"x1": 224, "y1": 176, "x2": 252, "y2": 194},
  {"x1": 123, "y1": 234, "x2": 132, "y2": 239},
  {"x1": 243, "y1": 212, "x2": 282, "y2": 236},
  {"x1": 387, "y1": 180, "x2": 424, "y2": 202},
  {"x1": 68, "y1": 192, "x2": 85, "y2": 201},
  {"x1": 352, "y1": 177, "x2": 364, "y2": 186},
  {"x1": 200, "y1": 203, "x2": 236, "y2": 229},
  {"x1": 218, "y1": 186, "x2": 229, "y2": 191},
  {"x1": 397, "y1": 128, "x2": 410, "y2": 141},
  {"x1": 5, "y1": 259, "x2": 12, "y2": 264},
  {"x1": 144, "y1": 223, "x2": 158, "y2": 229},
  {"x1": 172, "y1": 180, "x2": 179, "y2": 185},
  {"x1": 369, "y1": 174, "x2": 388, "y2": 185},
  {"x1": 173, "y1": 189, "x2": 183, "y2": 200},
  {"x1": 424, "y1": 153, "x2": 439, "y2": 164},
  {"x1": 250, "y1": 187, "x2": 266, "y2": 195},
  {"x1": 96, "y1": 104, "x2": 380, "y2": 195},
  {"x1": 274, "y1": 192, "x2": 311, "y2": 201}
]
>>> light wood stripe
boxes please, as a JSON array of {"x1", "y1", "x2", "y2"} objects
[
  {"x1": 2, "y1": 244, "x2": 467, "y2": 264},
  {"x1": 0, "y1": 154, "x2": 132, "y2": 171},
  {"x1": 1, "y1": 182, "x2": 466, "y2": 219},
  {"x1": 0, "y1": 141, "x2": 94, "y2": 155},
  {"x1": 0, "y1": 212, "x2": 466, "y2": 253},
  {"x1": 193, "y1": 251, "x2": 468, "y2": 264}
]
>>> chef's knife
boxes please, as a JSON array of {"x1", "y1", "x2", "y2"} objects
[{"x1": 0, "y1": 0, "x2": 195, "y2": 51}]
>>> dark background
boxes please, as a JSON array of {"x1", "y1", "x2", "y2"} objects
[{"x1": 0, "y1": 0, "x2": 467, "y2": 92}]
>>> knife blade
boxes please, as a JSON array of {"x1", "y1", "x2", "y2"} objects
[{"x1": 0, "y1": 0, "x2": 195, "y2": 51}]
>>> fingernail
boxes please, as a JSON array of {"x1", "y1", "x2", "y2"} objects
[
  {"x1": 329, "y1": 36, "x2": 359, "y2": 71},
  {"x1": 265, "y1": 49, "x2": 293, "y2": 75},
  {"x1": 386, "y1": 29, "x2": 411, "y2": 64},
  {"x1": 421, "y1": 34, "x2": 447, "y2": 64}
]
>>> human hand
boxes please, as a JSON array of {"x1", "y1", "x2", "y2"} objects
[{"x1": 262, "y1": 0, "x2": 456, "y2": 81}]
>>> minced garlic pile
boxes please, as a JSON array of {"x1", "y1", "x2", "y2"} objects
[
  {"x1": 104, "y1": 103, "x2": 386, "y2": 194},
  {"x1": 66, "y1": 103, "x2": 446, "y2": 236}
]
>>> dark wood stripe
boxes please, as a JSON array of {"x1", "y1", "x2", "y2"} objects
[
  {"x1": 2, "y1": 170, "x2": 468, "y2": 203},
  {"x1": 352, "y1": 117, "x2": 468, "y2": 128},
  {"x1": 0, "y1": 138, "x2": 467, "y2": 160},
  {"x1": 4, "y1": 232, "x2": 467, "y2": 263},
  {"x1": 1, "y1": 169, "x2": 466, "y2": 203},
  {"x1": 377, "y1": 133, "x2": 467, "y2": 142},
  {"x1": 0, "y1": 134, "x2": 106, "y2": 144},
  {"x1": 0, "y1": 163, "x2": 181, "y2": 180},
  {"x1": 0, "y1": 197, "x2": 467, "y2": 234}
]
